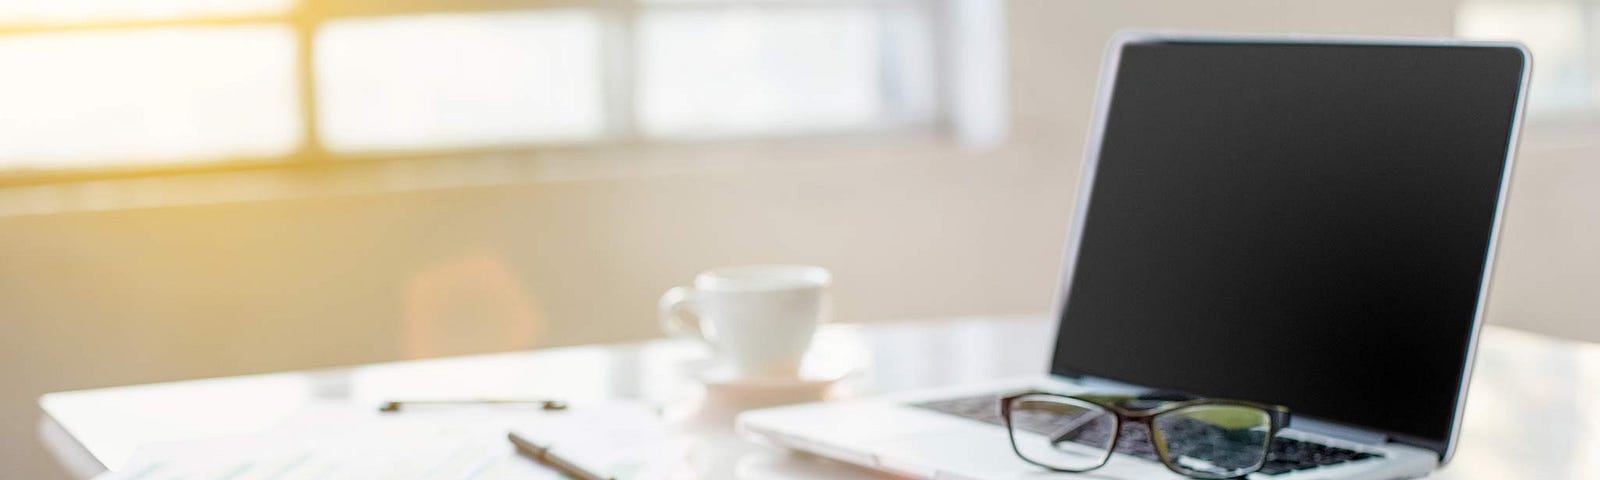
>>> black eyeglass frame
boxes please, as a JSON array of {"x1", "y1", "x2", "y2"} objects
[{"x1": 999, "y1": 392, "x2": 1291, "y2": 479}]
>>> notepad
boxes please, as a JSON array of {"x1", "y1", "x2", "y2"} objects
[{"x1": 96, "y1": 401, "x2": 688, "y2": 480}]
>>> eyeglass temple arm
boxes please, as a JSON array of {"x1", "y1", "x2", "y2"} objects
[
  {"x1": 1046, "y1": 413, "x2": 1109, "y2": 446},
  {"x1": 1040, "y1": 394, "x2": 1140, "y2": 446}
]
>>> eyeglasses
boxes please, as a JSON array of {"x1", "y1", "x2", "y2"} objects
[{"x1": 1000, "y1": 392, "x2": 1290, "y2": 479}]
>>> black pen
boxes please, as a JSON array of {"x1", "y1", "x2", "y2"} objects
[{"x1": 507, "y1": 432, "x2": 614, "y2": 480}]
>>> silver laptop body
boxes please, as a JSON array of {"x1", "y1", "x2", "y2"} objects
[{"x1": 738, "y1": 32, "x2": 1530, "y2": 480}]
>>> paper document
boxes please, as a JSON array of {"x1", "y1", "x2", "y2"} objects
[{"x1": 94, "y1": 401, "x2": 688, "y2": 480}]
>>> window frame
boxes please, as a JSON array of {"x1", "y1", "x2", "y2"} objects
[{"x1": 0, "y1": 0, "x2": 948, "y2": 187}]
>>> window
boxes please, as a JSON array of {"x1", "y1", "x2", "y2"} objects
[
  {"x1": 0, "y1": 25, "x2": 301, "y2": 169},
  {"x1": 0, "y1": 0, "x2": 940, "y2": 178},
  {"x1": 1458, "y1": 0, "x2": 1600, "y2": 116},
  {"x1": 636, "y1": 5, "x2": 935, "y2": 138},
  {"x1": 316, "y1": 11, "x2": 606, "y2": 151}
]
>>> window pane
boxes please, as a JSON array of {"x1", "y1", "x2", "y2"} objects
[
  {"x1": 1458, "y1": 1, "x2": 1593, "y2": 112},
  {"x1": 881, "y1": 3, "x2": 938, "y2": 122},
  {"x1": 637, "y1": 7, "x2": 891, "y2": 138},
  {"x1": 640, "y1": 0, "x2": 856, "y2": 3},
  {"x1": 1591, "y1": 3, "x2": 1600, "y2": 102},
  {"x1": 0, "y1": 26, "x2": 301, "y2": 169},
  {"x1": 0, "y1": 0, "x2": 292, "y2": 25},
  {"x1": 316, "y1": 11, "x2": 604, "y2": 152}
]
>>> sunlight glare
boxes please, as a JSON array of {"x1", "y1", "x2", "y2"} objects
[
  {"x1": 0, "y1": 26, "x2": 302, "y2": 169},
  {"x1": 0, "y1": 0, "x2": 293, "y2": 25}
]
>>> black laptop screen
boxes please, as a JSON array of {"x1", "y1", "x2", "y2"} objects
[{"x1": 1051, "y1": 40, "x2": 1525, "y2": 454}]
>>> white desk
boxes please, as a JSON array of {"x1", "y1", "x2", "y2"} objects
[{"x1": 38, "y1": 316, "x2": 1600, "y2": 479}]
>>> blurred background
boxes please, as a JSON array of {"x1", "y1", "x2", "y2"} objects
[{"x1": 0, "y1": 0, "x2": 1596, "y2": 477}]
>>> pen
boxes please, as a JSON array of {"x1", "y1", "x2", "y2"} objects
[
  {"x1": 377, "y1": 399, "x2": 567, "y2": 412},
  {"x1": 507, "y1": 432, "x2": 614, "y2": 480}
]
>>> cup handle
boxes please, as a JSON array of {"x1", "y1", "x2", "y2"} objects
[{"x1": 659, "y1": 287, "x2": 714, "y2": 351}]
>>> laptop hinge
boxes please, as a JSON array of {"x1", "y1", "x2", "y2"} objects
[{"x1": 1290, "y1": 416, "x2": 1389, "y2": 446}]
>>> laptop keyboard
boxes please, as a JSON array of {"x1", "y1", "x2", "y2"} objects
[{"x1": 912, "y1": 393, "x2": 1382, "y2": 476}]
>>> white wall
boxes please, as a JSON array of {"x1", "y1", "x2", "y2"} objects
[
  {"x1": 1485, "y1": 126, "x2": 1600, "y2": 341},
  {"x1": 12, "y1": 1, "x2": 1596, "y2": 478}
]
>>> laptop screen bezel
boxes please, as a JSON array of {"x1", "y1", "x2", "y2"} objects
[{"x1": 1044, "y1": 32, "x2": 1530, "y2": 464}]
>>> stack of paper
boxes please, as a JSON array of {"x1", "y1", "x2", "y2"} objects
[{"x1": 96, "y1": 402, "x2": 689, "y2": 480}]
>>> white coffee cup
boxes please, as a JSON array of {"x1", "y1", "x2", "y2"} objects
[{"x1": 659, "y1": 265, "x2": 832, "y2": 379}]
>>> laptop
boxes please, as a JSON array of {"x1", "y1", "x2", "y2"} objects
[{"x1": 737, "y1": 33, "x2": 1529, "y2": 480}]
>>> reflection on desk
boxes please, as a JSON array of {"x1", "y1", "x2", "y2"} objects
[{"x1": 38, "y1": 316, "x2": 1600, "y2": 480}]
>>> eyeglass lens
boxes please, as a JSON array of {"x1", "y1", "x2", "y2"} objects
[
  {"x1": 1151, "y1": 404, "x2": 1273, "y2": 478},
  {"x1": 1006, "y1": 394, "x2": 1119, "y2": 471}
]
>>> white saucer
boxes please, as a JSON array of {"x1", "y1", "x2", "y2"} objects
[
  {"x1": 677, "y1": 364, "x2": 851, "y2": 425},
  {"x1": 692, "y1": 364, "x2": 850, "y2": 390}
]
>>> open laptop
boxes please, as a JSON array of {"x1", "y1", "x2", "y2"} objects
[{"x1": 738, "y1": 33, "x2": 1529, "y2": 480}]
